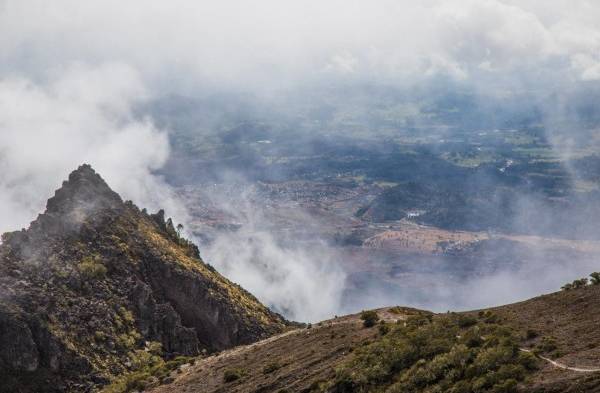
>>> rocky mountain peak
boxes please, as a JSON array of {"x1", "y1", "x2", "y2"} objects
[
  {"x1": 45, "y1": 164, "x2": 122, "y2": 215},
  {"x1": 0, "y1": 165, "x2": 286, "y2": 392}
]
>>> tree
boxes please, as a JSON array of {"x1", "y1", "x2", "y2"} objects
[
  {"x1": 590, "y1": 272, "x2": 600, "y2": 285},
  {"x1": 360, "y1": 310, "x2": 380, "y2": 328},
  {"x1": 561, "y1": 283, "x2": 573, "y2": 291},
  {"x1": 176, "y1": 223, "x2": 184, "y2": 236},
  {"x1": 572, "y1": 278, "x2": 589, "y2": 289}
]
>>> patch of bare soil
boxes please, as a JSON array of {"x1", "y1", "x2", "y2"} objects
[
  {"x1": 363, "y1": 222, "x2": 484, "y2": 253},
  {"x1": 364, "y1": 221, "x2": 600, "y2": 255}
]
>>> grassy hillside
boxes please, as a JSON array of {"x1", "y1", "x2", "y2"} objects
[{"x1": 144, "y1": 285, "x2": 600, "y2": 393}]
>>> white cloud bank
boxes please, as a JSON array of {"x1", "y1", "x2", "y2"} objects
[
  {"x1": 1, "y1": 0, "x2": 600, "y2": 91},
  {"x1": 0, "y1": 63, "x2": 186, "y2": 233}
]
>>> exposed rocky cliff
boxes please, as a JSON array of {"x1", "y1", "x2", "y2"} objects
[{"x1": 0, "y1": 164, "x2": 286, "y2": 392}]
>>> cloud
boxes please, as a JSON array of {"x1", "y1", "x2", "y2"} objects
[
  {"x1": 1, "y1": 0, "x2": 600, "y2": 321},
  {"x1": 203, "y1": 226, "x2": 346, "y2": 322},
  {"x1": 186, "y1": 181, "x2": 347, "y2": 322},
  {"x1": 1, "y1": 1, "x2": 599, "y2": 91},
  {"x1": 0, "y1": 62, "x2": 186, "y2": 233}
]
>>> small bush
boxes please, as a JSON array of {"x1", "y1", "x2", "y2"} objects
[
  {"x1": 360, "y1": 310, "x2": 380, "y2": 328},
  {"x1": 483, "y1": 312, "x2": 499, "y2": 324},
  {"x1": 590, "y1": 272, "x2": 600, "y2": 285},
  {"x1": 119, "y1": 307, "x2": 135, "y2": 325},
  {"x1": 116, "y1": 333, "x2": 139, "y2": 350},
  {"x1": 525, "y1": 329, "x2": 538, "y2": 340},
  {"x1": 573, "y1": 278, "x2": 589, "y2": 288},
  {"x1": 563, "y1": 277, "x2": 589, "y2": 290},
  {"x1": 223, "y1": 368, "x2": 244, "y2": 383},
  {"x1": 263, "y1": 361, "x2": 281, "y2": 374},
  {"x1": 535, "y1": 337, "x2": 558, "y2": 355},
  {"x1": 389, "y1": 306, "x2": 403, "y2": 314},
  {"x1": 77, "y1": 256, "x2": 107, "y2": 279},
  {"x1": 379, "y1": 322, "x2": 391, "y2": 336},
  {"x1": 457, "y1": 315, "x2": 477, "y2": 328},
  {"x1": 101, "y1": 344, "x2": 191, "y2": 393},
  {"x1": 517, "y1": 351, "x2": 539, "y2": 371},
  {"x1": 94, "y1": 330, "x2": 107, "y2": 342}
]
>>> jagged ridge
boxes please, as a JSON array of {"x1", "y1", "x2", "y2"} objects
[{"x1": 0, "y1": 164, "x2": 286, "y2": 392}]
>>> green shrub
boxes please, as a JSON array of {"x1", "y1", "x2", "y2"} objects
[
  {"x1": 101, "y1": 343, "x2": 191, "y2": 393},
  {"x1": 94, "y1": 330, "x2": 107, "y2": 342},
  {"x1": 360, "y1": 310, "x2": 380, "y2": 328},
  {"x1": 389, "y1": 306, "x2": 403, "y2": 314},
  {"x1": 573, "y1": 278, "x2": 589, "y2": 288},
  {"x1": 517, "y1": 351, "x2": 538, "y2": 371},
  {"x1": 116, "y1": 333, "x2": 138, "y2": 350},
  {"x1": 378, "y1": 322, "x2": 391, "y2": 336},
  {"x1": 119, "y1": 307, "x2": 135, "y2": 325},
  {"x1": 263, "y1": 361, "x2": 281, "y2": 374},
  {"x1": 491, "y1": 378, "x2": 518, "y2": 393},
  {"x1": 461, "y1": 327, "x2": 484, "y2": 348},
  {"x1": 563, "y1": 277, "x2": 589, "y2": 290},
  {"x1": 223, "y1": 368, "x2": 245, "y2": 383},
  {"x1": 329, "y1": 313, "x2": 537, "y2": 393},
  {"x1": 483, "y1": 312, "x2": 499, "y2": 324},
  {"x1": 534, "y1": 337, "x2": 558, "y2": 355},
  {"x1": 590, "y1": 272, "x2": 600, "y2": 285},
  {"x1": 77, "y1": 256, "x2": 107, "y2": 279},
  {"x1": 457, "y1": 315, "x2": 477, "y2": 328}
]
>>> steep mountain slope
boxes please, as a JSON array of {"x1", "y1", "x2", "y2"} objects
[
  {"x1": 146, "y1": 285, "x2": 600, "y2": 393},
  {"x1": 0, "y1": 165, "x2": 286, "y2": 392}
]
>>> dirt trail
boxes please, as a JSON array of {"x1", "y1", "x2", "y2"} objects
[
  {"x1": 198, "y1": 328, "x2": 303, "y2": 369},
  {"x1": 520, "y1": 349, "x2": 600, "y2": 373}
]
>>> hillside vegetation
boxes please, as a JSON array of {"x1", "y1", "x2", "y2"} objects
[{"x1": 146, "y1": 286, "x2": 600, "y2": 393}]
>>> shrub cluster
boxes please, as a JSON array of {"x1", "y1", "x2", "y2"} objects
[
  {"x1": 329, "y1": 312, "x2": 537, "y2": 393},
  {"x1": 263, "y1": 361, "x2": 281, "y2": 374},
  {"x1": 77, "y1": 256, "x2": 107, "y2": 279},
  {"x1": 224, "y1": 368, "x2": 246, "y2": 382},
  {"x1": 561, "y1": 272, "x2": 600, "y2": 290},
  {"x1": 101, "y1": 343, "x2": 192, "y2": 393},
  {"x1": 360, "y1": 310, "x2": 380, "y2": 328}
]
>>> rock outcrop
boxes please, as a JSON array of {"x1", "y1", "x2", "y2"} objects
[{"x1": 0, "y1": 164, "x2": 286, "y2": 392}]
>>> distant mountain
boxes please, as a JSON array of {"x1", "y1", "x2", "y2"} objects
[{"x1": 0, "y1": 165, "x2": 286, "y2": 392}]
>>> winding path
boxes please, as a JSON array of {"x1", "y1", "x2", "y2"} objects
[{"x1": 520, "y1": 349, "x2": 600, "y2": 373}]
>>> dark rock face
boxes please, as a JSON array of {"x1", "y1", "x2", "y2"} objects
[
  {"x1": 0, "y1": 311, "x2": 39, "y2": 372},
  {"x1": 0, "y1": 164, "x2": 285, "y2": 392}
]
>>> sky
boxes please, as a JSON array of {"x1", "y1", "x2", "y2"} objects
[
  {"x1": 1, "y1": 2, "x2": 598, "y2": 223},
  {"x1": 1, "y1": 1, "x2": 600, "y2": 320}
]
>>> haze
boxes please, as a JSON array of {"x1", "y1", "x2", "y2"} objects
[{"x1": 1, "y1": 0, "x2": 600, "y2": 321}]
